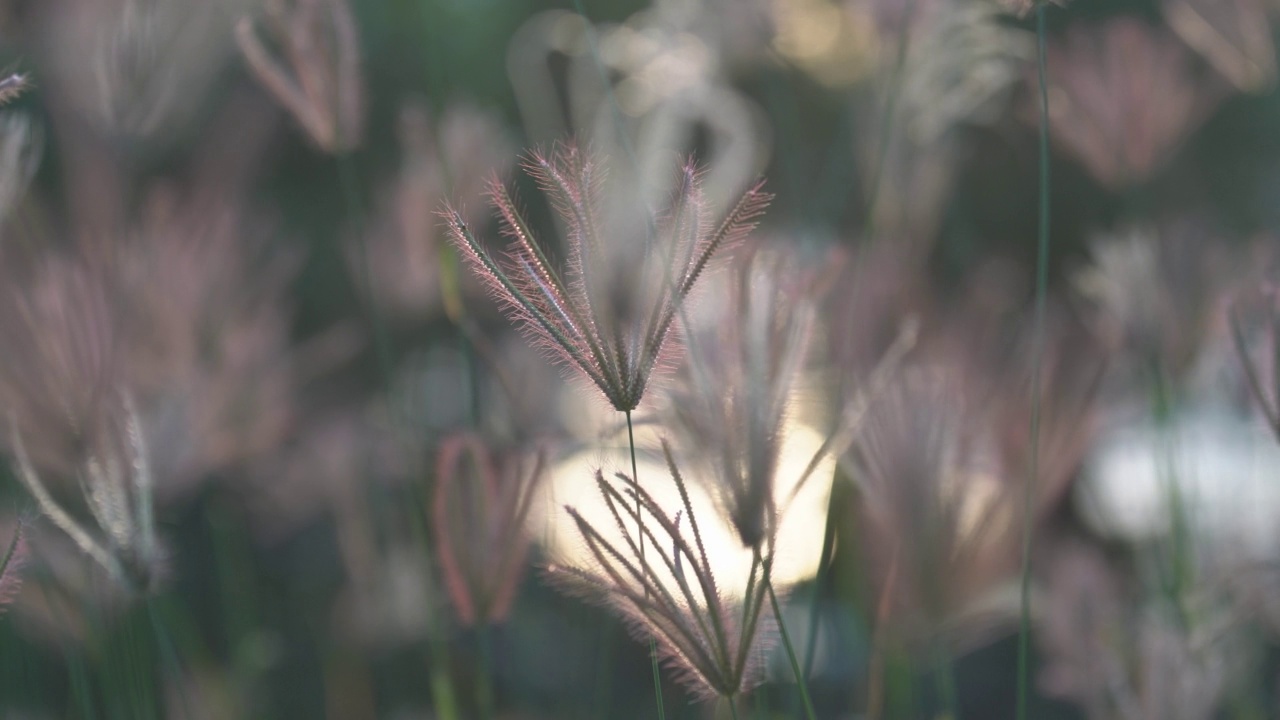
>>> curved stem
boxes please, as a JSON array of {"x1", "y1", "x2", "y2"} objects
[{"x1": 1016, "y1": 5, "x2": 1052, "y2": 720}]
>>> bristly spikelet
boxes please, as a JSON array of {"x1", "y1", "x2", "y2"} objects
[
  {"x1": 11, "y1": 391, "x2": 165, "y2": 595},
  {"x1": 545, "y1": 440, "x2": 774, "y2": 701},
  {"x1": 0, "y1": 520, "x2": 29, "y2": 611},
  {"x1": 442, "y1": 142, "x2": 772, "y2": 412}
]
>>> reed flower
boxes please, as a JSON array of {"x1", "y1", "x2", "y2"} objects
[
  {"x1": 236, "y1": 0, "x2": 363, "y2": 153},
  {"x1": 668, "y1": 248, "x2": 816, "y2": 549},
  {"x1": 546, "y1": 440, "x2": 773, "y2": 700},
  {"x1": 432, "y1": 433, "x2": 544, "y2": 627},
  {"x1": 443, "y1": 143, "x2": 771, "y2": 413}
]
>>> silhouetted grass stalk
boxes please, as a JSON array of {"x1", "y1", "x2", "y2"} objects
[
  {"x1": 627, "y1": 409, "x2": 667, "y2": 720},
  {"x1": 1015, "y1": 5, "x2": 1052, "y2": 720},
  {"x1": 761, "y1": 550, "x2": 817, "y2": 720}
]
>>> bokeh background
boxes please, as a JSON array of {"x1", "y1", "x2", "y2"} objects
[{"x1": 0, "y1": 0, "x2": 1278, "y2": 718}]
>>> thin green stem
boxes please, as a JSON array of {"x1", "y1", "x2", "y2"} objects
[
  {"x1": 1150, "y1": 362, "x2": 1193, "y2": 627},
  {"x1": 40, "y1": 582, "x2": 97, "y2": 720},
  {"x1": 1016, "y1": 5, "x2": 1052, "y2": 720},
  {"x1": 802, "y1": 477, "x2": 838, "y2": 680},
  {"x1": 764, "y1": 562, "x2": 817, "y2": 720},
  {"x1": 725, "y1": 695, "x2": 742, "y2": 720},
  {"x1": 476, "y1": 621, "x2": 496, "y2": 720},
  {"x1": 933, "y1": 642, "x2": 958, "y2": 720},
  {"x1": 147, "y1": 596, "x2": 190, "y2": 720},
  {"x1": 626, "y1": 410, "x2": 666, "y2": 720}
]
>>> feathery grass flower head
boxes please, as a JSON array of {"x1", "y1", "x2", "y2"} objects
[
  {"x1": 350, "y1": 102, "x2": 513, "y2": 321},
  {"x1": 1039, "y1": 17, "x2": 1223, "y2": 189},
  {"x1": 236, "y1": 0, "x2": 363, "y2": 153},
  {"x1": 1075, "y1": 221, "x2": 1233, "y2": 381},
  {"x1": 669, "y1": 247, "x2": 816, "y2": 549},
  {"x1": 1038, "y1": 539, "x2": 1236, "y2": 720},
  {"x1": 546, "y1": 440, "x2": 773, "y2": 700},
  {"x1": 12, "y1": 390, "x2": 165, "y2": 594},
  {"x1": 0, "y1": 255, "x2": 119, "y2": 478},
  {"x1": 444, "y1": 142, "x2": 771, "y2": 412},
  {"x1": 846, "y1": 364, "x2": 1017, "y2": 648},
  {"x1": 43, "y1": 0, "x2": 245, "y2": 142},
  {"x1": 432, "y1": 433, "x2": 544, "y2": 627}
]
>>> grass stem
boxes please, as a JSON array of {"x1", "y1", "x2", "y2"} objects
[
  {"x1": 148, "y1": 596, "x2": 191, "y2": 720},
  {"x1": 764, "y1": 557, "x2": 817, "y2": 720},
  {"x1": 626, "y1": 410, "x2": 666, "y2": 720},
  {"x1": 725, "y1": 694, "x2": 742, "y2": 720}
]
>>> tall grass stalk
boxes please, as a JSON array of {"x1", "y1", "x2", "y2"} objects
[
  {"x1": 476, "y1": 621, "x2": 496, "y2": 720},
  {"x1": 148, "y1": 596, "x2": 191, "y2": 720},
  {"x1": 722, "y1": 695, "x2": 742, "y2": 720},
  {"x1": 40, "y1": 581, "x2": 98, "y2": 720},
  {"x1": 1150, "y1": 366, "x2": 1193, "y2": 626},
  {"x1": 401, "y1": 480, "x2": 462, "y2": 720},
  {"x1": 932, "y1": 642, "x2": 958, "y2": 719},
  {"x1": 627, "y1": 409, "x2": 667, "y2": 720},
  {"x1": 801, "y1": 0, "x2": 917, "y2": 682},
  {"x1": 762, "y1": 552, "x2": 817, "y2": 720},
  {"x1": 1016, "y1": 4, "x2": 1052, "y2": 720}
]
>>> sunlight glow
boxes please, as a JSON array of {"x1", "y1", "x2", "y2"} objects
[{"x1": 529, "y1": 421, "x2": 836, "y2": 599}]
